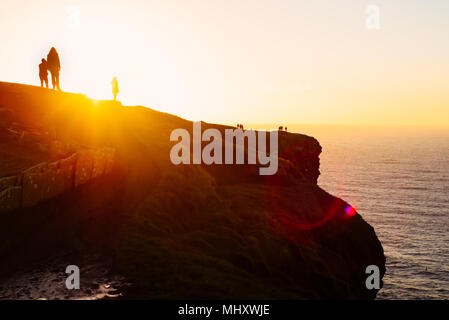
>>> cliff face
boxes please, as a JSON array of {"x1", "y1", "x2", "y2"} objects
[
  {"x1": 277, "y1": 131, "x2": 322, "y2": 184},
  {"x1": 0, "y1": 82, "x2": 385, "y2": 299}
]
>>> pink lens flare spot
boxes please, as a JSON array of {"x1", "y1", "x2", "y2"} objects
[{"x1": 345, "y1": 205, "x2": 357, "y2": 217}]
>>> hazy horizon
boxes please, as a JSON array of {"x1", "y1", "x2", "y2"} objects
[
  {"x1": 2, "y1": 80, "x2": 449, "y2": 130},
  {"x1": 1, "y1": 0, "x2": 448, "y2": 127}
]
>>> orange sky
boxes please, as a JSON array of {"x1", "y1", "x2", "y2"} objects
[{"x1": 1, "y1": 0, "x2": 448, "y2": 127}]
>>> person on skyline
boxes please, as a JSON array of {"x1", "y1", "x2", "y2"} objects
[
  {"x1": 38, "y1": 58, "x2": 48, "y2": 88},
  {"x1": 47, "y1": 47, "x2": 61, "y2": 91},
  {"x1": 111, "y1": 77, "x2": 119, "y2": 101}
]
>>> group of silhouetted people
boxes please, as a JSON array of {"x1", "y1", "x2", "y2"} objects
[
  {"x1": 39, "y1": 47, "x2": 61, "y2": 91},
  {"x1": 236, "y1": 124, "x2": 288, "y2": 132},
  {"x1": 38, "y1": 47, "x2": 120, "y2": 101}
]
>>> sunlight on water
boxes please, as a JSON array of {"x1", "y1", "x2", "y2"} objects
[{"x1": 295, "y1": 126, "x2": 449, "y2": 299}]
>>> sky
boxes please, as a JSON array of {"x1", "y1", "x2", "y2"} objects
[{"x1": 1, "y1": 0, "x2": 448, "y2": 127}]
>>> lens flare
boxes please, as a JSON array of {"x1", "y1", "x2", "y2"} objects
[{"x1": 345, "y1": 205, "x2": 357, "y2": 217}]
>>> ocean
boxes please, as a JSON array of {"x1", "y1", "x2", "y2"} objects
[{"x1": 296, "y1": 125, "x2": 449, "y2": 299}]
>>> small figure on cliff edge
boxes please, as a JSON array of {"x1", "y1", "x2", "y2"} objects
[
  {"x1": 47, "y1": 47, "x2": 61, "y2": 91},
  {"x1": 39, "y1": 58, "x2": 48, "y2": 88},
  {"x1": 111, "y1": 77, "x2": 119, "y2": 101}
]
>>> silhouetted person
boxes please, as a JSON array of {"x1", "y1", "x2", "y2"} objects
[
  {"x1": 39, "y1": 58, "x2": 48, "y2": 88},
  {"x1": 111, "y1": 77, "x2": 119, "y2": 101},
  {"x1": 47, "y1": 47, "x2": 61, "y2": 91},
  {"x1": 279, "y1": 126, "x2": 283, "y2": 131},
  {"x1": 285, "y1": 127, "x2": 288, "y2": 132}
]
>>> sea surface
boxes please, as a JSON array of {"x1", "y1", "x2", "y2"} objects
[{"x1": 293, "y1": 125, "x2": 449, "y2": 300}]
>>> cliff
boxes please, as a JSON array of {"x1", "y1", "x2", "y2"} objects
[{"x1": 0, "y1": 82, "x2": 385, "y2": 299}]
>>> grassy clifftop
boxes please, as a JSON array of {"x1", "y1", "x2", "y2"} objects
[{"x1": 0, "y1": 82, "x2": 385, "y2": 299}]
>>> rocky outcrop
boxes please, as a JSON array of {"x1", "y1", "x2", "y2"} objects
[
  {"x1": 0, "y1": 147, "x2": 116, "y2": 213},
  {"x1": 277, "y1": 131, "x2": 322, "y2": 184}
]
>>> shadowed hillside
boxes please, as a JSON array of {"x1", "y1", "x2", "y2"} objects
[{"x1": 0, "y1": 82, "x2": 385, "y2": 299}]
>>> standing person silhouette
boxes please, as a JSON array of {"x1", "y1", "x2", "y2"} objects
[
  {"x1": 39, "y1": 58, "x2": 48, "y2": 88},
  {"x1": 47, "y1": 47, "x2": 61, "y2": 91},
  {"x1": 111, "y1": 77, "x2": 119, "y2": 101}
]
